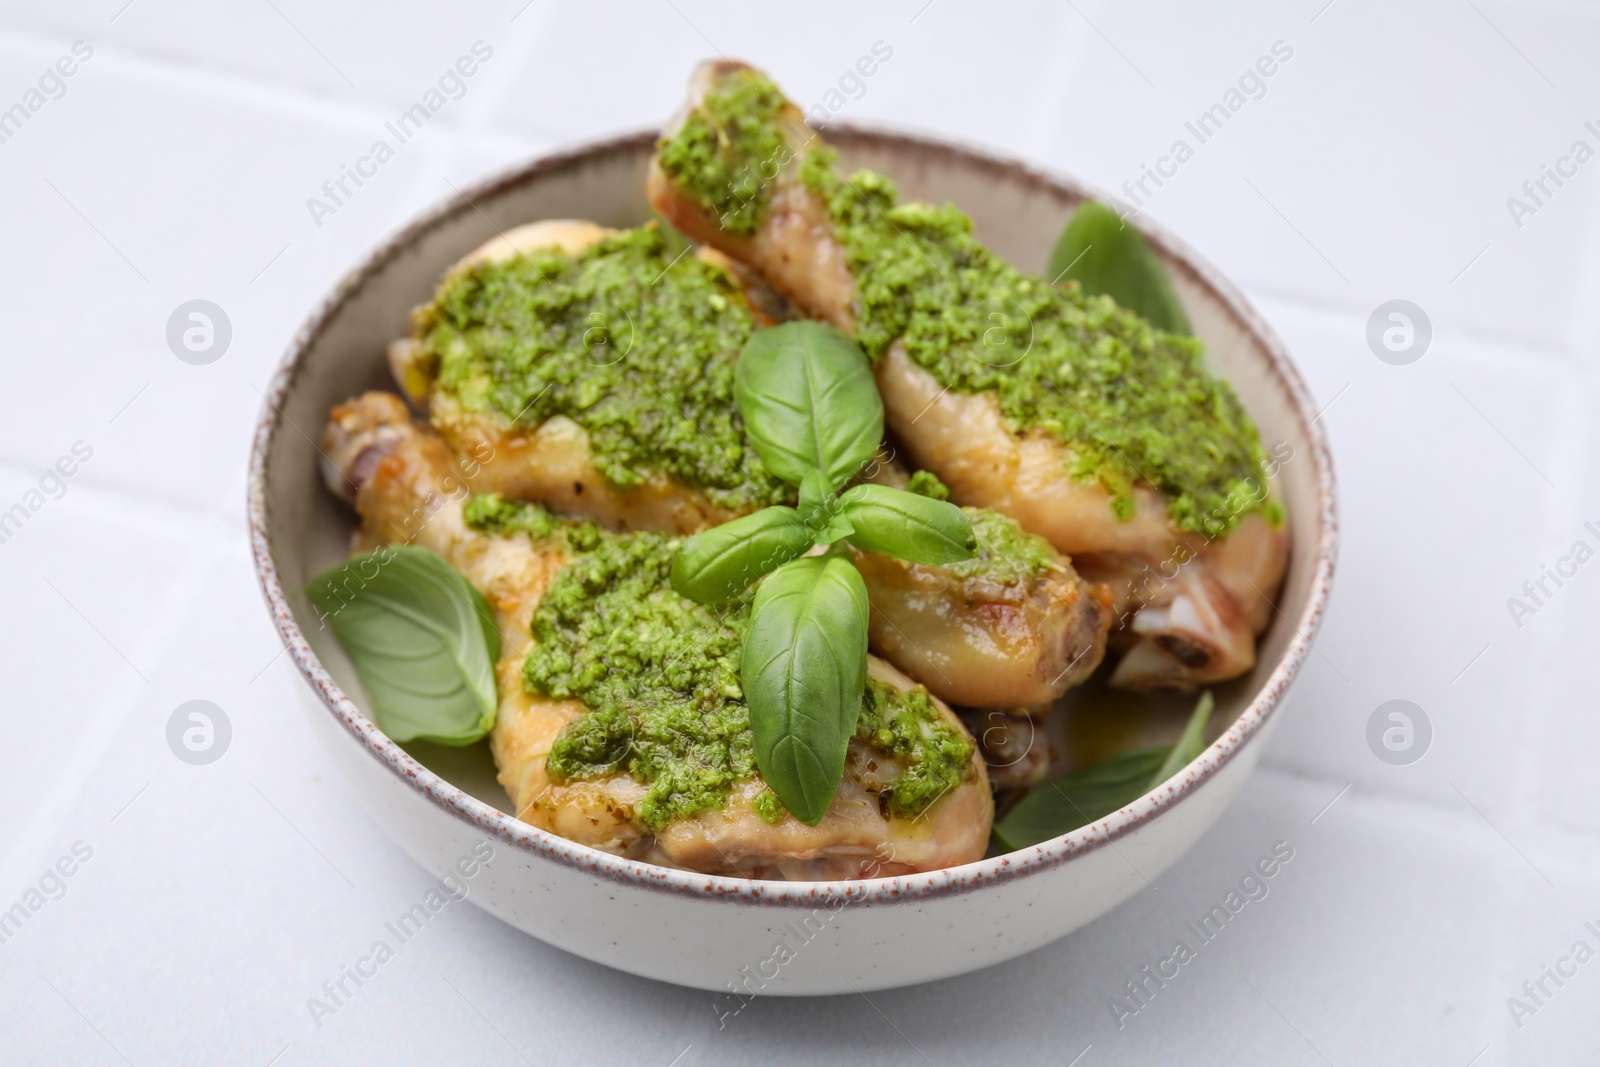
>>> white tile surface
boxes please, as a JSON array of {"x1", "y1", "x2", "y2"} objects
[
  {"x1": 1044, "y1": 0, "x2": 1600, "y2": 357},
  {"x1": 2, "y1": 1, "x2": 1598, "y2": 1062},
  {"x1": 1250, "y1": 298, "x2": 1576, "y2": 819}
]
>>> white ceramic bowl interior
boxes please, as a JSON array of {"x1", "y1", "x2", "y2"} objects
[{"x1": 249, "y1": 128, "x2": 1336, "y2": 994}]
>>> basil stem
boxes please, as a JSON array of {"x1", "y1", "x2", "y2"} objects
[{"x1": 796, "y1": 469, "x2": 835, "y2": 531}]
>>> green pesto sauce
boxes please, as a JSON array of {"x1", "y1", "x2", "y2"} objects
[
  {"x1": 903, "y1": 469, "x2": 952, "y2": 501},
  {"x1": 524, "y1": 532, "x2": 753, "y2": 831},
  {"x1": 800, "y1": 148, "x2": 1271, "y2": 536},
  {"x1": 462, "y1": 493, "x2": 561, "y2": 540},
  {"x1": 858, "y1": 679, "x2": 973, "y2": 819},
  {"x1": 753, "y1": 788, "x2": 785, "y2": 825},
  {"x1": 654, "y1": 73, "x2": 791, "y2": 237},
  {"x1": 905, "y1": 470, "x2": 1057, "y2": 585},
  {"x1": 522, "y1": 530, "x2": 972, "y2": 830},
  {"x1": 943, "y1": 508, "x2": 1059, "y2": 586},
  {"x1": 419, "y1": 226, "x2": 788, "y2": 512}
]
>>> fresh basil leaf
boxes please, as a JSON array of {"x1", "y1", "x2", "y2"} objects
[
  {"x1": 1047, "y1": 200, "x2": 1191, "y2": 336},
  {"x1": 838, "y1": 484, "x2": 977, "y2": 565},
  {"x1": 307, "y1": 545, "x2": 500, "y2": 746},
  {"x1": 742, "y1": 555, "x2": 870, "y2": 825},
  {"x1": 1146, "y1": 690, "x2": 1215, "y2": 789},
  {"x1": 670, "y1": 506, "x2": 817, "y2": 603},
  {"x1": 991, "y1": 746, "x2": 1170, "y2": 851},
  {"x1": 992, "y1": 690, "x2": 1218, "y2": 850},
  {"x1": 735, "y1": 321, "x2": 884, "y2": 490}
]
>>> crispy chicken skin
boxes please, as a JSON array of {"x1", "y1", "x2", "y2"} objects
[
  {"x1": 321, "y1": 391, "x2": 993, "y2": 878},
  {"x1": 648, "y1": 61, "x2": 859, "y2": 335},
  {"x1": 854, "y1": 547, "x2": 1110, "y2": 709},
  {"x1": 648, "y1": 60, "x2": 1289, "y2": 693},
  {"x1": 848, "y1": 538, "x2": 1110, "y2": 710},
  {"x1": 871, "y1": 345, "x2": 1286, "y2": 690},
  {"x1": 389, "y1": 220, "x2": 760, "y2": 536},
  {"x1": 853, "y1": 460, "x2": 1109, "y2": 710}
]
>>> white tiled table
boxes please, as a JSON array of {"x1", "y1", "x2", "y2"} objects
[{"x1": 2, "y1": 2, "x2": 1596, "y2": 1063}]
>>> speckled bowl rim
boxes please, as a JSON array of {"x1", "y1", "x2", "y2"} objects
[{"x1": 248, "y1": 126, "x2": 1337, "y2": 909}]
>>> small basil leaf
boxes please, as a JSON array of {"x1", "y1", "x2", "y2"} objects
[
  {"x1": 815, "y1": 510, "x2": 856, "y2": 546},
  {"x1": 991, "y1": 746, "x2": 1170, "y2": 851},
  {"x1": 742, "y1": 556, "x2": 870, "y2": 826},
  {"x1": 838, "y1": 484, "x2": 977, "y2": 565},
  {"x1": 1146, "y1": 690, "x2": 1214, "y2": 789},
  {"x1": 735, "y1": 321, "x2": 884, "y2": 490},
  {"x1": 670, "y1": 506, "x2": 817, "y2": 603},
  {"x1": 1047, "y1": 200, "x2": 1191, "y2": 336},
  {"x1": 307, "y1": 545, "x2": 500, "y2": 746},
  {"x1": 992, "y1": 690, "x2": 1218, "y2": 851},
  {"x1": 796, "y1": 469, "x2": 834, "y2": 532}
]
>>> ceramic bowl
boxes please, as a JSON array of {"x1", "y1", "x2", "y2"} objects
[{"x1": 248, "y1": 127, "x2": 1337, "y2": 995}]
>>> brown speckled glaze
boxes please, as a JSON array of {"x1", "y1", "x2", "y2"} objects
[{"x1": 247, "y1": 128, "x2": 1336, "y2": 912}]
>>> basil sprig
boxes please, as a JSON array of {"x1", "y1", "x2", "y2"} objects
[
  {"x1": 307, "y1": 545, "x2": 501, "y2": 746},
  {"x1": 992, "y1": 692, "x2": 1215, "y2": 851},
  {"x1": 1047, "y1": 200, "x2": 1192, "y2": 336},
  {"x1": 672, "y1": 321, "x2": 976, "y2": 825}
]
